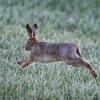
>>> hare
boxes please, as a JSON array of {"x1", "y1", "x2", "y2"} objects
[{"x1": 17, "y1": 23, "x2": 97, "y2": 79}]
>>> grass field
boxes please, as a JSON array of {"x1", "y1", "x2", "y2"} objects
[{"x1": 0, "y1": 0, "x2": 100, "y2": 100}]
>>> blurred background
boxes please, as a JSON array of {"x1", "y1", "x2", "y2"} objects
[{"x1": 0, "y1": 0, "x2": 100, "y2": 99}]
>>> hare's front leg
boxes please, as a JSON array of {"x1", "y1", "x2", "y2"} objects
[
  {"x1": 17, "y1": 58, "x2": 34, "y2": 68},
  {"x1": 21, "y1": 59, "x2": 34, "y2": 68},
  {"x1": 17, "y1": 60, "x2": 26, "y2": 65}
]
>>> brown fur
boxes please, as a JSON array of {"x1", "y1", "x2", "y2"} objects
[{"x1": 17, "y1": 23, "x2": 97, "y2": 79}]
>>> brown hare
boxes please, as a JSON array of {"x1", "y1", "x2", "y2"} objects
[{"x1": 17, "y1": 23, "x2": 97, "y2": 79}]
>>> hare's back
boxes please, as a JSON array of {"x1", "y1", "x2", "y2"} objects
[{"x1": 32, "y1": 42, "x2": 74, "y2": 54}]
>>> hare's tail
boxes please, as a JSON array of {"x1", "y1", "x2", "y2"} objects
[{"x1": 76, "y1": 46, "x2": 82, "y2": 57}]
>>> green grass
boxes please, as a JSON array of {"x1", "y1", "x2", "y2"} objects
[{"x1": 0, "y1": 0, "x2": 100, "y2": 99}]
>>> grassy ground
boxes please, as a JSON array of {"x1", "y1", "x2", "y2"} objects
[{"x1": 0, "y1": 0, "x2": 100, "y2": 100}]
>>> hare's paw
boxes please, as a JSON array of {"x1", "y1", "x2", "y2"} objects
[
  {"x1": 16, "y1": 61, "x2": 24, "y2": 65},
  {"x1": 91, "y1": 70, "x2": 97, "y2": 79}
]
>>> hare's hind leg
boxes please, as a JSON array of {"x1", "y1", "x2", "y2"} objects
[
  {"x1": 78, "y1": 58, "x2": 97, "y2": 79},
  {"x1": 69, "y1": 57, "x2": 97, "y2": 79}
]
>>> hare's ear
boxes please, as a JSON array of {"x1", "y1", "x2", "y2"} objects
[
  {"x1": 33, "y1": 23, "x2": 38, "y2": 29},
  {"x1": 26, "y1": 24, "x2": 32, "y2": 38},
  {"x1": 31, "y1": 23, "x2": 38, "y2": 38}
]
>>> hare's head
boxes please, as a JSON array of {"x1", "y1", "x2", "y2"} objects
[{"x1": 25, "y1": 23, "x2": 38, "y2": 51}]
